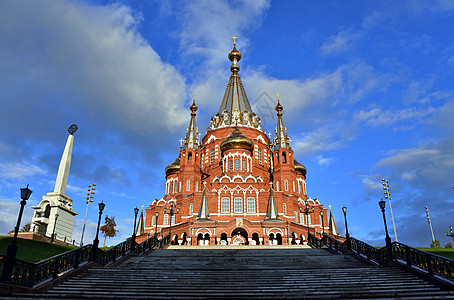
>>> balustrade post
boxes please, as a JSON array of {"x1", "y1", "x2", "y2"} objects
[
  {"x1": 27, "y1": 264, "x2": 35, "y2": 288},
  {"x1": 74, "y1": 249, "x2": 80, "y2": 269},
  {"x1": 53, "y1": 258, "x2": 60, "y2": 279},
  {"x1": 426, "y1": 253, "x2": 434, "y2": 275},
  {"x1": 405, "y1": 245, "x2": 412, "y2": 267},
  {"x1": 112, "y1": 246, "x2": 117, "y2": 263},
  {"x1": 122, "y1": 242, "x2": 126, "y2": 256}
]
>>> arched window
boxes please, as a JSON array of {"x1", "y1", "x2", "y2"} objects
[
  {"x1": 152, "y1": 215, "x2": 155, "y2": 226},
  {"x1": 282, "y1": 152, "x2": 287, "y2": 164},
  {"x1": 186, "y1": 180, "x2": 190, "y2": 191},
  {"x1": 319, "y1": 215, "x2": 322, "y2": 225},
  {"x1": 285, "y1": 179, "x2": 288, "y2": 191},
  {"x1": 298, "y1": 182, "x2": 302, "y2": 194},
  {"x1": 300, "y1": 212, "x2": 304, "y2": 224},
  {"x1": 234, "y1": 197, "x2": 243, "y2": 213},
  {"x1": 164, "y1": 214, "x2": 169, "y2": 225},
  {"x1": 242, "y1": 160, "x2": 246, "y2": 170},
  {"x1": 195, "y1": 181, "x2": 198, "y2": 191},
  {"x1": 235, "y1": 159, "x2": 239, "y2": 170},
  {"x1": 171, "y1": 214, "x2": 175, "y2": 225},
  {"x1": 258, "y1": 148, "x2": 262, "y2": 165},
  {"x1": 189, "y1": 203, "x2": 193, "y2": 215},
  {"x1": 276, "y1": 181, "x2": 279, "y2": 191},
  {"x1": 283, "y1": 203, "x2": 287, "y2": 215},
  {"x1": 211, "y1": 149, "x2": 215, "y2": 165},
  {"x1": 308, "y1": 214, "x2": 311, "y2": 224},
  {"x1": 170, "y1": 182, "x2": 174, "y2": 194},
  {"x1": 229, "y1": 160, "x2": 233, "y2": 170},
  {"x1": 247, "y1": 197, "x2": 255, "y2": 213},
  {"x1": 294, "y1": 211, "x2": 298, "y2": 222},
  {"x1": 292, "y1": 181, "x2": 295, "y2": 192},
  {"x1": 221, "y1": 197, "x2": 230, "y2": 213},
  {"x1": 179, "y1": 181, "x2": 182, "y2": 192},
  {"x1": 188, "y1": 152, "x2": 192, "y2": 162},
  {"x1": 44, "y1": 204, "x2": 51, "y2": 218}
]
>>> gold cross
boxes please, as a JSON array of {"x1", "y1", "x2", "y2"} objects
[
  {"x1": 141, "y1": 205, "x2": 144, "y2": 211},
  {"x1": 192, "y1": 94, "x2": 197, "y2": 101},
  {"x1": 231, "y1": 35, "x2": 238, "y2": 45},
  {"x1": 179, "y1": 138, "x2": 184, "y2": 147},
  {"x1": 276, "y1": 94, "x2": 280, "y2": 101}
]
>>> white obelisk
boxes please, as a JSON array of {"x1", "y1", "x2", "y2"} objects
[{"x1": 30, "y1": 125, "x2": 79, "y2": 243}]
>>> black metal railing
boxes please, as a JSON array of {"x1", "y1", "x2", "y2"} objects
[
  {"x1": 308, "y1": 233, "x2": 454, "y2": 283},
  {"x1": 0, "y1": 234, "x2": 171, "y2": 288}
]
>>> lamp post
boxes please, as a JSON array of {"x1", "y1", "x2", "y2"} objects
[
  {"x1": 382, "y1": 178, "x2": 398, "y2": 242},
  {"x1": 93, "y1": 201, "x2": 105, "y2": 251},
  {"x1": 1, "y1": 185, "x2": 32, "y2": 283},
  {"x1": 131, "y1": 207, "x2": 139, "y2": 251},
  {"x1": 155, "y1": 212, "x2": 159, "y2": 238},
  {"x1": 446, "y1": 226, "x2": 454, "y2": 243},
  {"x1": 304, "y1": 202, "x2": 313, "y2": 243},
  {"x1": 379, "y1": 199, "x2": 392, "y2": 259},
  {"x1": 342, "y1": 206, "x2": 351, "y2": 250},
  {"x1": 80, "y1": 183, "x2": 95, "y2": 247},
  {"x1": 320, "y1": 210, "x2": 325, "y2": 236},
  {"x1": 50, "y1": 213, "x2": 59, "y2": 243},
  {"x1": 425, "y1": 206, "x2": 436, "y2": 243},
  {"x1": 164, "y1": 204, "x2": 179, "y2": 244}
]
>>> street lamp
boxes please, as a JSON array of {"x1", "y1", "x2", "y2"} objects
[
  {"x1": 320, "y1": 210, "x2": 325, "y2": 236},
  {"x1": 342, "y1": 206, "x2": 351, "y2": 250},
  {"x1": 425, "y1": 206, "x2": 436, "y2": 243},
  {"x1": 1, "y1": 185, "x2": 32, "y2": 283},
  {"x1": 155, "y1": 212, "x2": 159, "y2": 238},
  {"x1": 164, "y1": 204, "x2": 179, "y2": 244},
  {"x1": 80, "y1": 183, "x2": 95, "y2": 247},
  {"x1": 131, "y1": 207, "x2": 139, "y2": 251},
  {"x1": 50, "y1": 213, "x2": 59, "y2": 243},
  {"x1": 304, "y1": 202, "x2": 313, "y2": 242},
  {"x1": 446, "y1": 226, "x2": 454, "y2": 243},
  {"x1": 93, "y1": 201, "x2": 106, "y2": 251},
  {"x1": 379, "y1": 199, "x2": 392, "y2": 259},
  {"x1": 382, "y1": 178, "x2": 398, "y2": 242}
]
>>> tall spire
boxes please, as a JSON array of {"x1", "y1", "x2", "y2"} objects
[
  {"x1": 54, "y1": 124, "x2": 78, "y2": 194},
  {"x1": 328, "y1": 205, "x2": 339, "y2": 236},
  {"x1": 197, "y1": 189, "x2": 210, "y2": 220},
  {"x1": 136, "y1": 206, "x2": 145, "y2": 236},
  {"x1": 183, "y1": 95, "x2": 200, "y2": 150},
  {"x1": 274, "y1": 95, "x2": 291, "y2": 150},
  {"x1": 265, "y1": 188, "x2": 279, "y2": 220},
  {"x1": 211, "y1": 36, "x2": 261, "y2": 129}
]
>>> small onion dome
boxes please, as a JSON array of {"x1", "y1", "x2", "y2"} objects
[
  {"x1": 294, "y1": 159, "x2": 307, "y2": 176},
  {"x1": 228, "y1": 46, "x2": 241, "y2": 63},
  {"x1": 165, "y1": 157, "x2": 180, "y2": 177},
  {"x1": 220, "y1": 127, "x2": 254, "y2": 152},
  {"x1": 190, "y1": 100, "x2": 198, "y2": 116},
  {"x1": 275, "y1": 99, "x2": 283, "y2": 116}
]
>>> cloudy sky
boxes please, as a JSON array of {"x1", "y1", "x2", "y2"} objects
[{"x1": 1, "y1": 0, "x2": 453, "y2": 247}]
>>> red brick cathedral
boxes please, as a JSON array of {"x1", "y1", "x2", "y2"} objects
[{"x1": 143, "y1": 41, "x2": 330, "y2": 246}]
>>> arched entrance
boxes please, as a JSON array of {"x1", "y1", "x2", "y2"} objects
[
  {"x1": 220, "y1": 233, "x2": 228, "y2": 245},
  {"x1": 251, "y1": 233, "x2": 260, "y2": 245},
  {"x1": 231, "y1": 228, "x2": 248, "y2": 245}
]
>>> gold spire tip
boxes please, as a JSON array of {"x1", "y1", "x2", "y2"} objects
[{"x1": 192, "y1": 93, "x2": 197, "y2": 102}]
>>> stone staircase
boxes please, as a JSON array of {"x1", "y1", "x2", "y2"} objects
[{"x1": 39, "y1": 246, "x2": 454, "y2": 298}]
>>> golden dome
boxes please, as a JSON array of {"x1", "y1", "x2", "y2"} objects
[
  {"x1": 220, "y1": 127, "x2": 254, "y2": 152},
  {"x1": 228, "y1": 45, "x2": 241, "y2": 63},
  {"x1": 294, "y1": 159, "x2": 307, "y2": 176},
  {"x1": 165, "y1": 157, "x2": 180, "y2": 177}
]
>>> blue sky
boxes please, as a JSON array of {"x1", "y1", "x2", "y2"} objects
[{"x1": 1, "y1": 0, "x2": 454, "y2": 247}]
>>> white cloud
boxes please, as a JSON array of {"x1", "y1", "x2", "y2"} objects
[
  {"x1": 355, "y1": 107, "x2": 435, "y2": 126},
  {"x1": 320, "y1": 30, "x2": 358, "y2": 56},
  {"x1": 315, "y1": 155, "x2": 333, "y2": 167},
  {"x1": 0, "y1": 162, "x2": 46, "y2": 180}
]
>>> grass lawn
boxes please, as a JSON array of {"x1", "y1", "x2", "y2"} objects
[
  {"x1": 417, "y1": 247, "x2": 454, "y2": 260},
  {"x1": 0, "y1": 236, "x2": 77, "y2": 262}
]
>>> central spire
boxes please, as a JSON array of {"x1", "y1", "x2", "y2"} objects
[
  {"x1": 182, "y1": 95, "x2": 200, "y2": 150},
  {"x1": 211, "y1": 36, "x2": 261, "y2": 130}
]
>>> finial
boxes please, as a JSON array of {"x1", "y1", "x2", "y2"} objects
[
  {"x1": 276, "y1": 94, "x2": 280, "y2": 102},
  {"x1": 179, "y1": 138, "x2": 184, "y2": 148},
  {"x1": 190, "y1": 94, "x2": 198, "y2": 114},
  {"x1": 231, "y1": 35, "x2": 238, "y2": 46},
  {"x1": 275, "y1": 95, "x2": 283, "y2": 115},
  {"x1": 141, "y1": 205, "x2": 144, "y2": 212},
  {"x1": 68, "y1": 124, "x2": 78, "y2": 135},
  {"x1": 192, "y1": 93, "x2": 197, "y2": 102}
]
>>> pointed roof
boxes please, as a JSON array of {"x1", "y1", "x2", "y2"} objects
[
  {"x1": 183, "y1": 97, "x2": 200, "y2": 150},
  {"x1": 136, "y1": 207, "x2": 145, "y2": 236},
  {"x1": 274, "y1": 97, "x2": 292, "y2": 150},
  {"x1": 328, "y1": 205, "x2": 339, "y2": 236},
  {"x1": 265, "y1": 188, "x2": 279, "y2": 220},
  {"x1": 211, "y1": 37, "x2": 261, "y2": 129},
  {"x1": 197, "y1": 189, "x2": 210, "y2": 220}
]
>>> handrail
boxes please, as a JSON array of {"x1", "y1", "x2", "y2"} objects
[
  {"x1": 308, "y1": 233, "x2": 454, "y2": 283},
  {"x1": 0, "y1": 233, "x2": 172, "y2": 288}
]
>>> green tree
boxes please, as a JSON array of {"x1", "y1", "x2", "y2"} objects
[
  {"x1": 20, "y1": 223, "x2": 31, "y2": 232},
  {"x1": 430, "y1": 239, "x2": 441, "y2": 248},
  {"x1": 444, "y1": 242, "x2": 453, "y2": 248},
  {"x1": 100, "y1": 215, "x2": 119, "y2": 247}
]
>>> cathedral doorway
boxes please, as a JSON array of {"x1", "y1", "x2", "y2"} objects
[
  {"x1": 220, "y1": 233, "x2": 228, "y2": 245},
  {"x1": 251, "y1": 233, "x2": 260, "y2": 245},
  {"x1": 231, "y1": 228, "x2": 248, "y2": 245}
]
